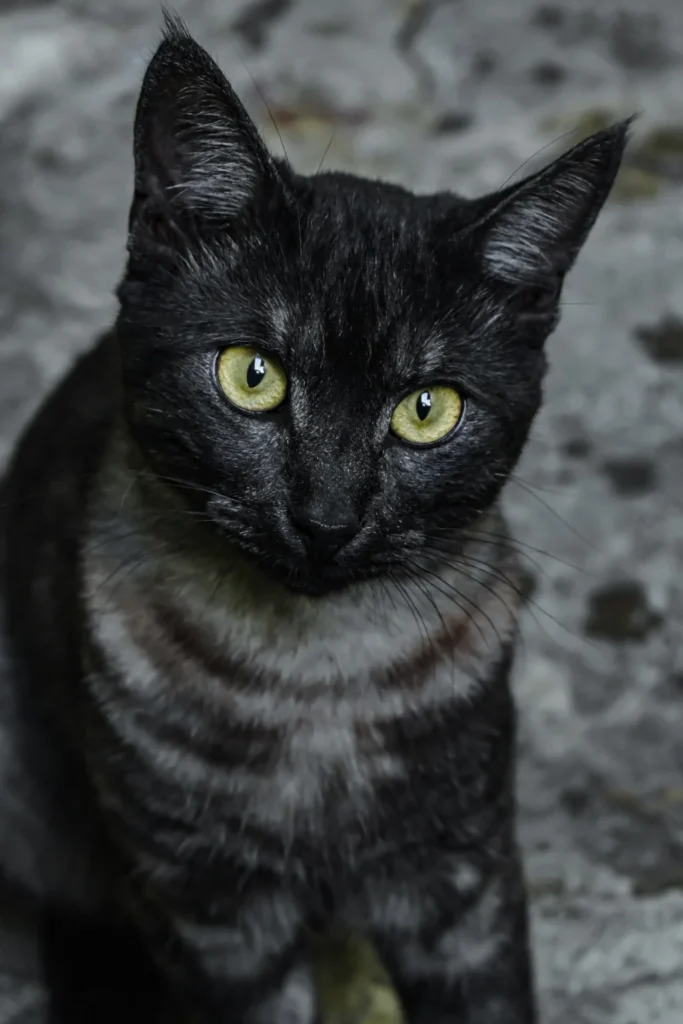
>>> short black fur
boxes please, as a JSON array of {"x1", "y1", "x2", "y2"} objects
[{"x1": 0, "y1": 14, "x2": 629, "y2": 1024}]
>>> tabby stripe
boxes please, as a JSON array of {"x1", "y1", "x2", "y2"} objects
[{"x1": 83, "y1": 628, "x2": 278, "y2": 777}]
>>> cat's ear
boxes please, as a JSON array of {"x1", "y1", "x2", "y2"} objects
[
  {"x1": 131, "y1": 14, "x2": 276, "y2": 237},
  {"x1": 474, "y1": 120, "x2": 631, "y2": 305}
]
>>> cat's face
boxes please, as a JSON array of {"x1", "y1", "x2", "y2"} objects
[{"x1": 116, "y1": 17, "x2": 628, "y2": 595}]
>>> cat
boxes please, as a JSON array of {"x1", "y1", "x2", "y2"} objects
[{"x1": 0, "y1": 14, "x2": 629, "y2": 1024}]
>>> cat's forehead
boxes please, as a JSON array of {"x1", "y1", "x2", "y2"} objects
[
  {"x1": 298, "y1": 176, "x2": 446, "y2": 267},
  {"x1": 267, "y1": 180, "x2": 483, "y2": 383},
  {"x1": 265, "y1": 281, "x2": 494, "y2": 408},
  {"x1": 183, "y1": 179, "x2": 497, "y2": 390}
]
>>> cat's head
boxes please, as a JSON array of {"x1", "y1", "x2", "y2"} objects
[{"x1": 116, "y1": 16, "x2": 629, "y2": 596}]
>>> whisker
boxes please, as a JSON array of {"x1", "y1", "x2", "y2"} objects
[
  {"x1": 375, "y1": 574, "x2": 401, "y2": 625},
  {"x1": 198, "y1": 566, "x2": 228, "y2": 626},
  {"x1": 460, "y1": 525, "x2": 593, "y2": 575},
  {"x1": 404, "y1": 558, "x2": 491, "y2": 649},
  {"x1": 388, "y1": 571, "x2": 431, "y2": 658},
  {"x1": 406, "y1": 571, "x2": 452, "y2": 688},
  {"x1": 231, "y1": 47, "x2": 291, "y2": 170},
  {"x1": 423, "y1": 541, "x2": 533, "y2": 614},
  {"x1": 439, "y1": 552, "x2": 531, "y2": 613},
  {"x1": 315, "y1": 129, "x2": 337, "y2": 177},
  {"x1": 136, "y1": 471, "x2": 235, "y2": 505},
  {"x1": 410, "y1": 573, "x2": 449, "y2": 639},
  {"x1": 507, "y1": 478, "x2": 597, "y2": 551},
  {"x1": 496, "y1": 125, "x2": 580, "y2": 192},
  {"x1": 429, "y1": 523, "x2": 593, "y2": 577},
  {"x1": 510, "y1": 472, "x2": 578, "y2": 498},
  {"x1": 432, "y1": 549, "x2": 598, "y2": 653}
]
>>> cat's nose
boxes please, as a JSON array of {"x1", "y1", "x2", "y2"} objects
[{"x1": 290, "y1": 505, "x2": 360, "y2": 557}]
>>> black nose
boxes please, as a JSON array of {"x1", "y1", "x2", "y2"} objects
[{"x1": 291, "y1": 507, "x2": 360, "y2": 557}]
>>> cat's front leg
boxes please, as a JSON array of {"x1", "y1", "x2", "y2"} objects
[
  {"x1": 130, "y1": 880, "x2": 319, "y2": 1024},
  {"x1": 368, "y1": 853, "x2": 536, "y2": 1024},
  {"x1": 0, "y1": 883, "x2": 49, "y2": 1024}
]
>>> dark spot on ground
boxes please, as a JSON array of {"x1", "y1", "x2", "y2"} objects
[
  {"x1": 633, "y1": 125, "x2": 683, "y2": 181},
  {"x1": 306, "y1": 18, "x2": 350, "y2": 37},
  {"x1": 560, "y1": 786, "x2": 590, "y2": 816},
  {"x1": 608, "y1": 13, "x2": 676, "y2": 72},
  {"x1": 529, "y1": 61, "x2": 567, "y2": 85},
  {"x1": 231, "y1": 0, "x2": 292, "y2": 51},
  {"x1": 565, "y1": 775, "x2": 683, "y2": 882},
  {"x1": 517, "y1": 566, "x2": 538, "y2": 603},
  {"x1": 472, "y1": 50, "x2": 498, "y2": 77},
  {"x1": 584, "y1": 580, "x2": 663, "y2": 642},
  {"x1": 396, "y1": 0, "x2": 448, "y2": 100},
  {"x1": 528, "y1": 877, "x2": 566, "y2": 900},
  {"x1": 531, "y1": 4, "x2": 565, "y2": 30},
  {"x1": 601, "y1": 457, "x2": 657, "y2": 497},
  {"x1": 554, "y1": 9, "x2": 600, "y2": 45},
  {"x1": 635, "y1": 316, "x2": 683, "y2": 364},
  {"x1": 632, "y1": 865, "x2": 683, "y2": 897},
  {"x1": 533, "y1": 6, "x2": 673, "y2": 65},
  {"x1": 432, "y1": 110, "x2": 473, "y2": 135},
  {"x1": 562, "y1": 436, "x2": 592, "y2": 459},
  {"x1": 656, "y1": 670, "x2": 683, "y2": 702}
]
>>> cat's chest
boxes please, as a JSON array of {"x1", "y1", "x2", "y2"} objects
[
  {"x1": 240, "y1": 710, "x2": 403, "y2": 834},
  {"x1": 85, "y1": 605, "x2": 405, "y2": 838},
  {"x1": 83, "y1": 531, "x2": 518, "y2": 843}
]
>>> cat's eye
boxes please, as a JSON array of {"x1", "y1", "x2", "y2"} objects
[
  {"x1": 391, "y1": 386, "x2": 464, "y2": 446},
  {"x1": 216, "y1": 346, "x2": 287, "y2": 412}
]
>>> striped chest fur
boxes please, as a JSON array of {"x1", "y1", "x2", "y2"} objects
[{"x1": 80, "y1": 453, "x2": 523, "y2": 870}]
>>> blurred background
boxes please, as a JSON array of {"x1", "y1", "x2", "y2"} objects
[{"x1": 1, "y1": 0, "x2": 683, "y2": 1021}]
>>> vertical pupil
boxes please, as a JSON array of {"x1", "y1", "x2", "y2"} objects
[
  {"x1": 247, "y1": 355, "x2": 266, "y2": 389},
  {"x1": 416, "y1": 391, "x2": 432, "y2": 421}
]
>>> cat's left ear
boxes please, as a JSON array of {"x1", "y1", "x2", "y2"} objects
[
  {"x1": 131, "y1": 14, "x2": 278, "y2": 234},
  {"x1": 474, "y1": 120, "x2": 631, "y2": 305}
]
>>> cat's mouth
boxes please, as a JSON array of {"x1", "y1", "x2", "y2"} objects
[
  {"x1": 284, "y1": 575, "x2": 350, "y2": 597},
  {"x1": 257, "y1": 550, "x2": 383, "y2": 598}
]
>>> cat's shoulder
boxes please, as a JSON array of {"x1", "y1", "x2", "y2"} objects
[{"x1": 3, "y1": 331, "x2": 117, "y2": 495}]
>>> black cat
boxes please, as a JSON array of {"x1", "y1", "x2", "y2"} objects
[{"x1": 0, "y1": 15, "x2": 628, "y2": 1024}]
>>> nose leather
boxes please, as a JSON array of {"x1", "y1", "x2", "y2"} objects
[{"x1": 290, "y1": 506, "x2": 360, "y2": 557}]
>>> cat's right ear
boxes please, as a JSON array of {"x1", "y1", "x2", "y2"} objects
[{"x1": 130, "y1": 14, "x2": 277, "y2": 245}]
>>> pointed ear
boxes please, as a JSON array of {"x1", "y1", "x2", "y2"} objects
[
  {"x1": 476, "y1": 121, "x2": 632, "y2": 292},
  {"x1": 131, "y1": 14, "x2": 276, "y2": 236}
]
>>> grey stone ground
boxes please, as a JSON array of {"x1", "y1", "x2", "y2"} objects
[{"x1": 1, "y1": 0, "x2": 683, "y2": 1021}]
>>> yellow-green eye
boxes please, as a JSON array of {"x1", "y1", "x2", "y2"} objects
[
  {"x1": 391, "y1": 386, "x2": 464, "y2": 445},
  {"x1": 216, "y1": 346, "x2": 287, "y2": 412}
]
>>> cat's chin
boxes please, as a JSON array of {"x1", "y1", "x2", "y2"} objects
[
  {"x1": 284, "y1": 577, "x2": 351, "y2": 598},
  {"x1": 262, "y1": 561, "x2": 375, "y2": 599}
]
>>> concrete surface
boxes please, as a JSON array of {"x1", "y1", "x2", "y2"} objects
[{"x1": 0, "y1": 1, "x2": 682, "y2": 1021}]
